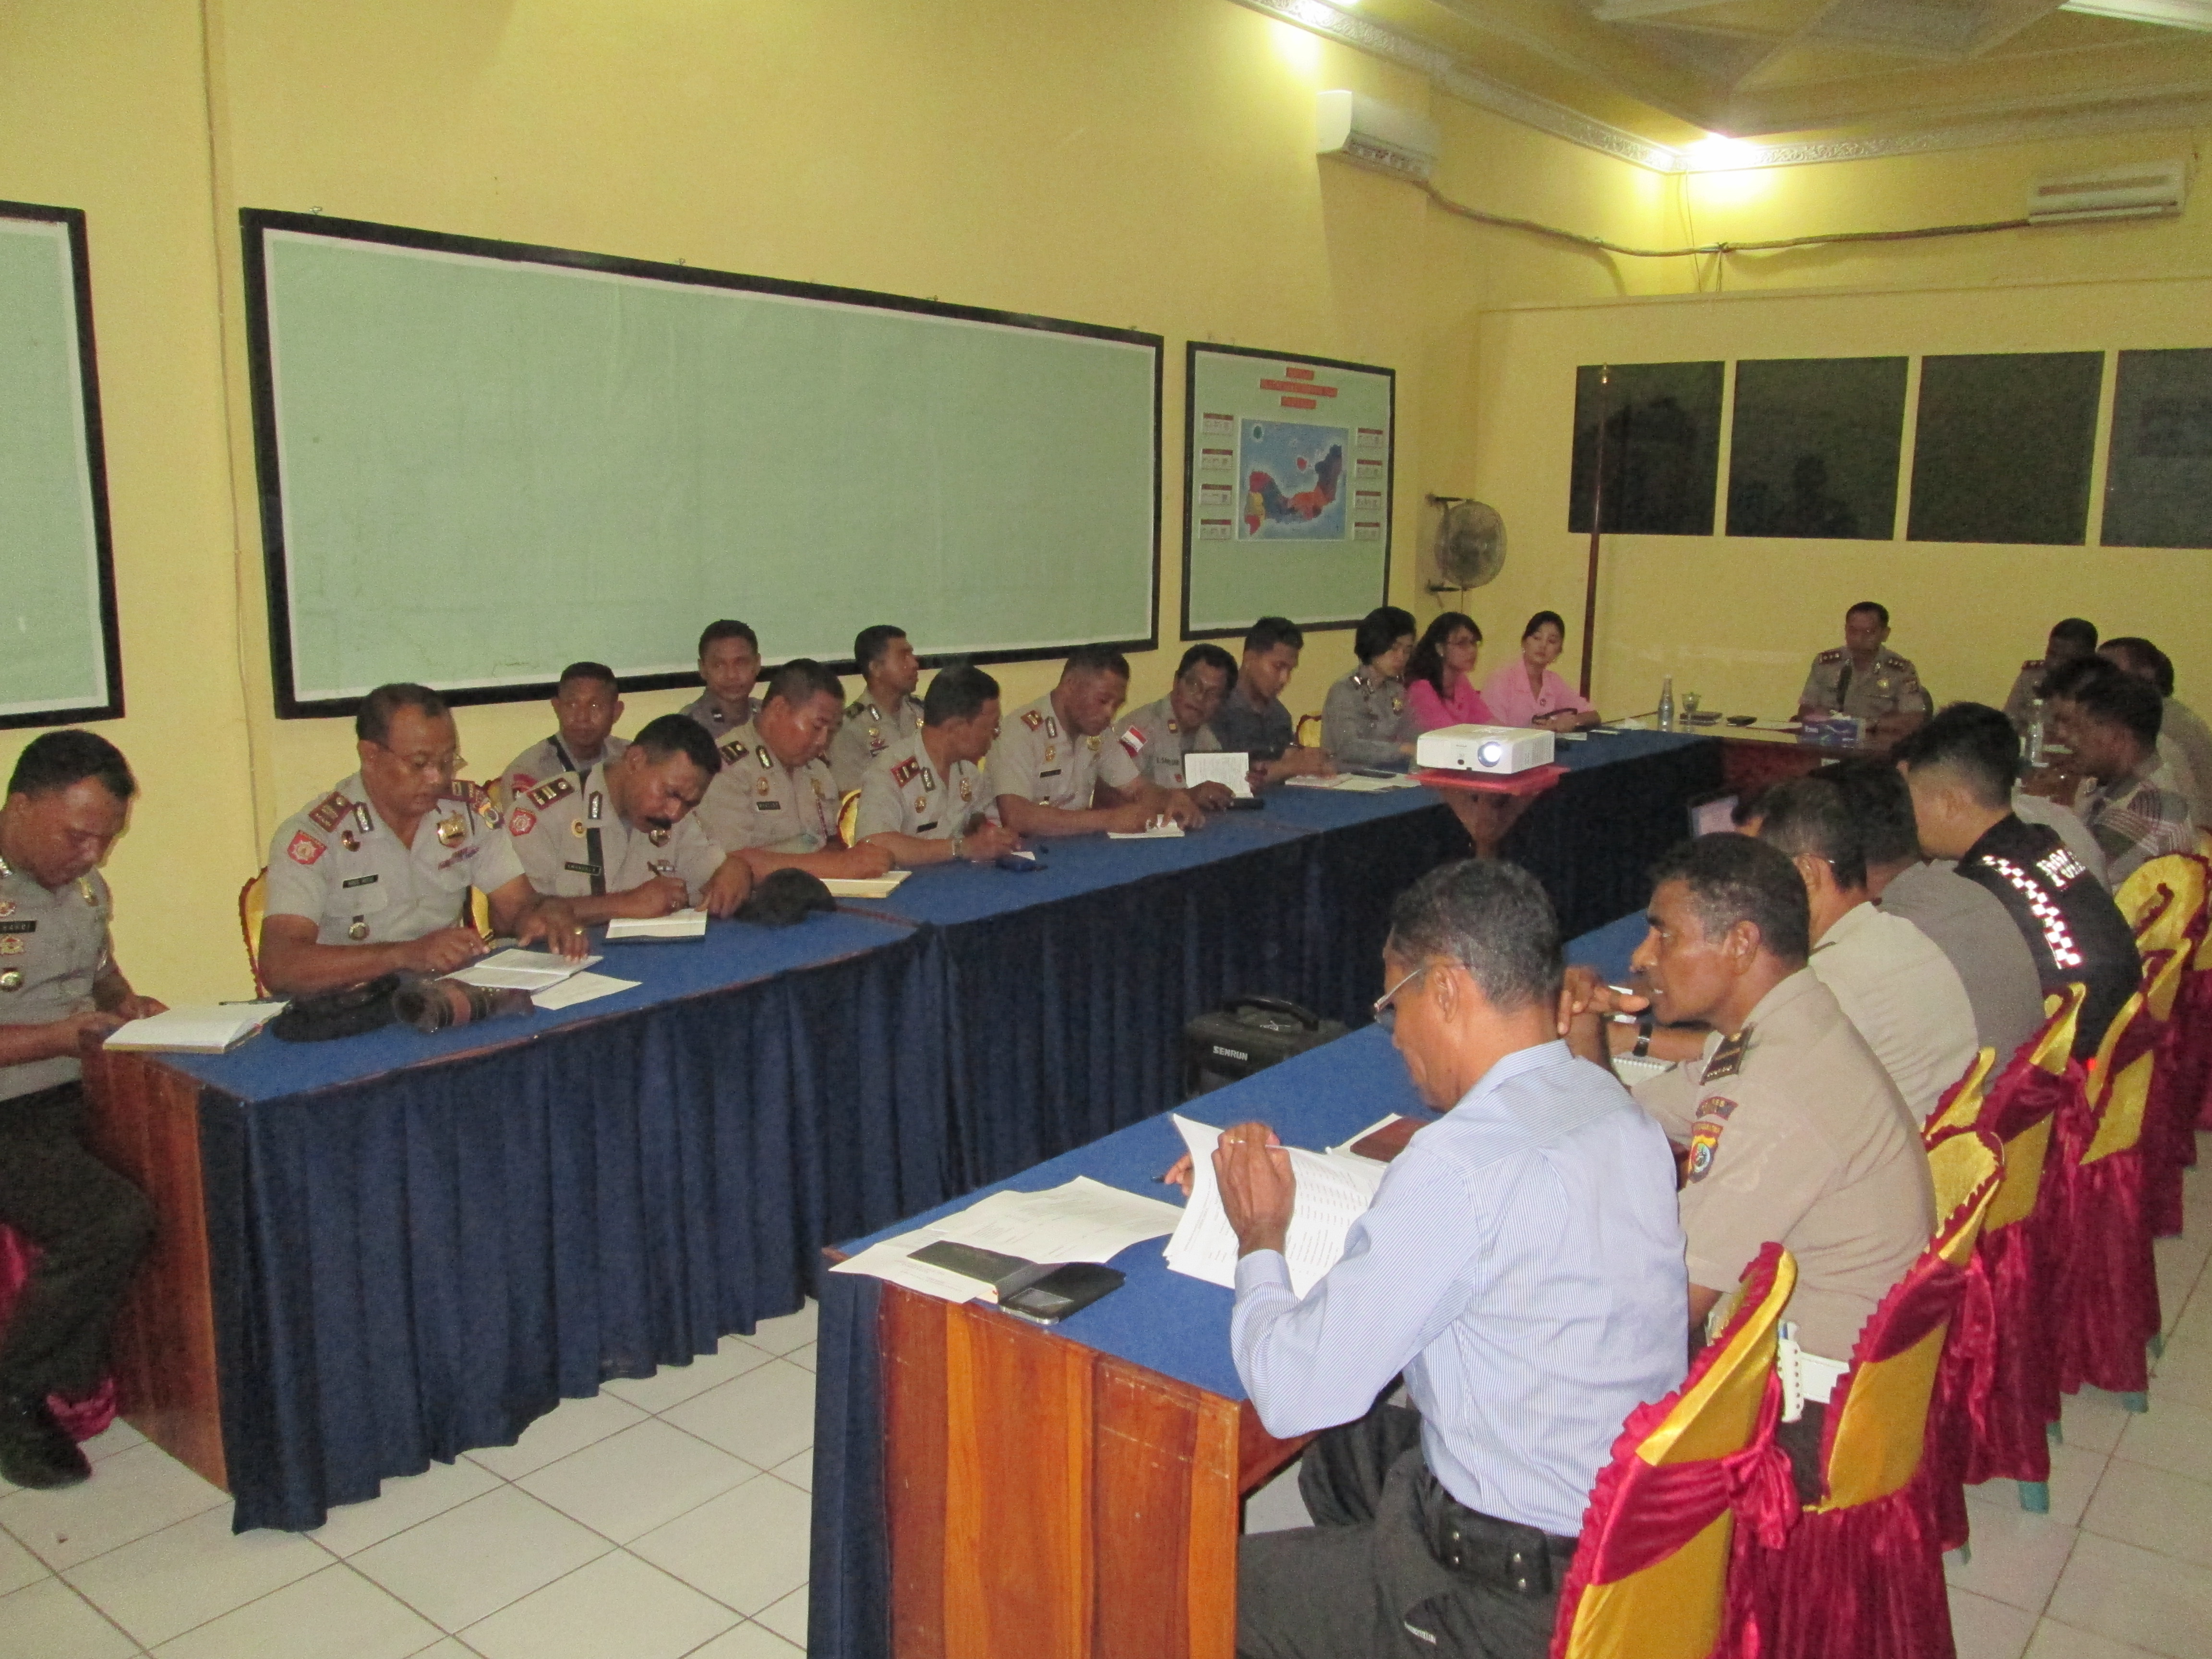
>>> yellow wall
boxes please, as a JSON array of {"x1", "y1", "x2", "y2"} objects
[{"x1": 2, "y1": 0, "x2": 2206, "y2": 1000}]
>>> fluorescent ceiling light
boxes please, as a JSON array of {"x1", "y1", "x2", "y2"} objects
[
  {"x1": 2058, "y1": 0, "x2": 2212, "y2": 29},
  {"x1": 1683, "y1": 135, "x2": 1766, "y2": 170}
]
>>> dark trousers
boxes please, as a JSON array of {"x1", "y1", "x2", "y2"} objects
[
  {"x1": 0, "y1": 1082, "x2": 154, "y2": 1400},
  {"x1": 1237, "y1": 1405, "x2": 1573, "y2": 1659}
]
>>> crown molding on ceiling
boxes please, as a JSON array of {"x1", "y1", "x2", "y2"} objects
[{"x1": 1230, "y1": 0, "x2": 2212, "y2": 170}]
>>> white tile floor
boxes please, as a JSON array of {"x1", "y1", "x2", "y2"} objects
[{"x1": 2, "y1": 1154, "x2": 2211, "y2": 1659}]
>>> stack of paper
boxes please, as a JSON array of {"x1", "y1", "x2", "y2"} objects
[
  {"x1": 1184, "y1": 751, "x2": 1253, "y2": 798},
  {"x1": 530, "y1": 971, "x2": 641, "y2": 1011},
  {"x1": 1284, "y1": 772, "x2": 1419, "y2": 793},
  {"x1": 1164, "y1": 1115, "x2": 1385, "y2": 1297},
  {"x1": 1107, "y1": 821, "x2": 1185, "y2": 839},
  {"x1": 447, "y1": 949, "x2": 602, "y2": 992},
  {"x1": 831, "y1": 1176, "x2": 1182, "y2": 1304},
  {"x1": 823, "y1": 871, "x2": 912, "y2": 898},
  {"x1": 605, "y1": 909, "x2": 708, "y2": 940},
  {"x1": 104, "y1": 1002, "x2": 289, "y2": 1054}
]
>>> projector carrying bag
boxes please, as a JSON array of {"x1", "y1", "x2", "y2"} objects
[{"x1": 1181, "y1": 995, "x2": 1348, "y2": 1097}]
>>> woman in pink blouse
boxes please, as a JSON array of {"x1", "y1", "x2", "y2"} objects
[
  {"x1": 1405, "y1": 612, "x2": 1495, "y2": 731},
  {"x1": 1482, "y1": 611, "x2": 1601, "y2": 731}
]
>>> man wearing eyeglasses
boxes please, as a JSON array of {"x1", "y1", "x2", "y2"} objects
[
  {"x1": 258, "y1": 683, "x2": 587, "y2": 996},
  {"x1": 1212, "y1": 861, "x2": 1686, "y2": 1659}
]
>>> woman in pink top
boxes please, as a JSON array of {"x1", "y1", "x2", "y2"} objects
[
  {"x1": 1405, "y1": 612, "x2": 1495, "y2": 732},
  {"x1": 1482, "y1": 611, "x2": 1601, "y2": 731}
]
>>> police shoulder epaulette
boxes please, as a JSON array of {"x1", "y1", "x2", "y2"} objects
[
  {"x1": 1702, "y1": 1026, "x2": 1752, "y2": 1083},
  {"x1": 2022, "y1": 658, "x2": 2044, "y2": 673},
  {"x1": 718, "y1": 737, "x2": 747, "y2": 765},
  {"x1": 846, "y1": 698, "x2": 867, "y2": 719},
  {"x1": 890, "y1": 757, "x2": 921, "y2": 787},
  {"x1": 1815, "y1": 648, "x2": 1845, "y2": 663},
  {"x1": 527, "y1": 777, "x2": 575, "y2": 809},
  {"x1": 307, "y1": 792, "x2": 349, "y2": 833},
  {"x1": 1021, "y1": 709, "x2": 1045, "y2": 731}
]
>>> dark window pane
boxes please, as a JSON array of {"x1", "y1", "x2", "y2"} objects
[
  {"x1": 1726, "y1": 357, "x2": 1906, "y2": 540},
  {"x1": 1568, "y1": 361, "x2": 1722, "y2": 535},
  {"x1": 2103, "y1": 348, "x2": 2212, "y2": 549},
  {"x1": 1906, "y1": 352, "x2": 2101, "y2": 545}
]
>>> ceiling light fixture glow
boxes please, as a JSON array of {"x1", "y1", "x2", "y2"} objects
[
  {"x1": 1683, "y1": 136, "x2": 1767, "y2": 171},
  {"x1": 2058, "y1": 0, "x2": 2212, "y2": 29}
]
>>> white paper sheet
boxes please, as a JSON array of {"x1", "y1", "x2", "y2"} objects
[
  {"x1": 447, "y1": 949, "x2": 602, "y2": 991},
  {"x1": 823, "y1": 872, "x2": 912, "y2": 898},
  {"x1": 1184, "y1": 751, "x2": 1253, "y2": 798},
  {"x1": 604, "y1": 909, "x2": 708, "y2": 939},
  {"x1": 1163, "y1": 1116, "x2": 1385, "y2": 1298},
  {"x1": 104, "y1": 1002, "x2": 288, "y2": 1054},
  {"x1": 1283, "y1": 772, "x2": 1417, "y2": 792},
  {"x1": 530, "y1": 971, "x2": 642, "y2": 1011},
  {"x1": 830, "y1": 1177, "x2": 1183, "y2": 1303},
  {"x1": 1107, "y1": 821, "x2": 1185, "y2": 839}
]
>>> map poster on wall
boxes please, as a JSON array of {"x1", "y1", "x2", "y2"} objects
[{"x1": 1182, "y1": 342, "x2": 1393, "y2": 639}]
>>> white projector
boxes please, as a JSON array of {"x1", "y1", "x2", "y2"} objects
[{"x1": 1415, "y1": 724, "x2": 1555, "y2": 776}]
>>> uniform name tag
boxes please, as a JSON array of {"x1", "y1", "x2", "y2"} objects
[
  {"x1": 756, "y1": 800, "x2": 783, "y2": 811},
  {"x1": 564, "y1": 861, "x2": 602, "y2": 876},
  {"x1": 1039, "y1": 768, "x2": 1061, "y2": 779},
  {"x1": 0, "y1": 920, "x2": 34, "y2": 935},
  {"x1": 341, "y1": 875, "x2": 378, "y2": 890}
]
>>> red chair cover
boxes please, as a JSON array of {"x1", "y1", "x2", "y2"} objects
[{"x1": 0, "y1": 1224, "x2": 119, "y2": 1442}]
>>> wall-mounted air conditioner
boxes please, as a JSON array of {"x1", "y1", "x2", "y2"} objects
[
  {"x1": 1316, "y1": 90, "x2": 1440, "y2": 184},
  {"x1": 2028, "y1": 160, "x2": 2188, "y2": 224}
]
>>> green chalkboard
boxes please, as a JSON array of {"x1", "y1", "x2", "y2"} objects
[
  {"x1": 0, "y1": 204, "x2": 122, "y2": 727},
  {"x1": 244, "y1": 214, "x2": 1160, "y2": 715}
]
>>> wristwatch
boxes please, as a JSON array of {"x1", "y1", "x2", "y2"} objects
[{"x1": 1632, "y1": 1010, "x2": 1656, "y2": 1059}]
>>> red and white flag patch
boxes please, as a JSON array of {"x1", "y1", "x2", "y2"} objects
[{"x1": 1118, "y1": 726, "x2": 1146, "y2": 760}]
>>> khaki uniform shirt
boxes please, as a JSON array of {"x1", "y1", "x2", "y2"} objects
[
  {"x1": 1321, "y1": 670, "x2": 1410, "y2": 769},
  {"x1": 1108, "y1": 697, "x2": 1218, "y2": 791},
  {"x1": 1632, "y1": 969, "x2": 1934, "y2": 1361},
  {"x1": 263, "y1": 775, "x2": 522, "y2": 947},
  {"x1": 507, "y1": 763, "x2": 726, "y2": 904},
  {"x1": 0, "y1": 857, "x2": 113, "y2": 1101},
  {"x1": 1878, "y1": 862, "x2": 2046, "y2": 1070},
  {"x1": 679, "y1": 692, "x2": 758, "y2": 743},
  {"x1": 1798, "y1": 647, "x2": 1927, "y2": 723},
  {"x1": 828, "y1": 692, "x2": 924, "y2": 796},
  {"x1": 695, "y1": 721, "x2": 840, "y2": 855},
  {"x1": 987, "y1": 695, "x2": 1117, "y2": 810},
  {"x1": 498, "y1": 733, "x2": 629, "y2": 803},
  {"x1": 1807, "y1": 902, "x2": 1980, "y2": 1126},
  {"x1": 853, "y1": 732, "x2": 998, "y2": 842}
]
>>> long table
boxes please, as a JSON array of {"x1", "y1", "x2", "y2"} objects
[
  {"x1": 811, "y1": 919, "x2": 1644, "y2": 1659},
  {"x1": 84, "y1": 734, "x2": 1716, "y2": 1532}
]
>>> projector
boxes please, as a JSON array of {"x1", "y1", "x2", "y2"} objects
[{"x1": 1415, "y1": 724, "x2": 1555, "y2": 776}]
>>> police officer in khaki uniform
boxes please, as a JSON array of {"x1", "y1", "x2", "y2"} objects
[
  {"x1": 853, "y1": 665, "x2": 1022, "y2": 867},
  {"x1": 499, "y1": 661, "x2": 631, "y2": 802},
  {"x1": 679, "y1": 619, "x2": 763, "y2": 741},
  {"x1": 508, "y1": 715, "x2": 752, "y2": 919},
  {"x1": 1562, "y1": 836, "x2": 1932, "y2": 1491},
  {"x1": 828, "y1": 625, "x2": 926, "y2": 795},
  {"x1": 1109, "y1": 643, "x2": 1237, "y2": 808},
  {"x1": 0, "y1": 732, "x2": 158, "y2": 1488},
  {"x1": 1796, "y1": 601, "x2": 1930, "y2": 738},
  {"x1": 988, "y1": 646, "x2": 1203, "y2": 838},
  {"x1": 2000, "y1": 618, "x2": 2098, "y2": 736},
  {"x1": 1321, "y1": 606, "x2": 1417, "y2": 770},
  {"x1": 695, "y1": 659, "x2": 893, "y2": 880},
  {"x1": 259, "y1": 684, "x2": 586, "y2": 997}
]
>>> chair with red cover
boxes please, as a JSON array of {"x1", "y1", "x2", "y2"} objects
[
  {"x1": 2054, "y1": 967, "x2": 2168, "y2": 1404},
  {"x1": 2112, "y1": 854, "x2": 2210, "y2": 1237},
  {"x1": 1735, "y1": 1128, "x2": 2002, "y2": 1659},
  {"x1": 1925, "y1": 987, "x2": 2086, "y2": 1527},
  {"x1": 0, "y1": 1231, "x2": 119, "y2": 1442},
  {"x1": 1549, "y1": 1243, "x2": 1798, "y2": 1659}
]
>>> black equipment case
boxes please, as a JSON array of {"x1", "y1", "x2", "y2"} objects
[{"x1": 1181, "y1": 996, "x2": 1349, "y2": 1097}]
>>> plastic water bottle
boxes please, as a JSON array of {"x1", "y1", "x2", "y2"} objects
[
  {"x1": 2026, "y1": 697, "x2": 2046, "y2": 768},
  {"x1": 1658, "y1": 676, "x2": 1676, "y2": 733}
]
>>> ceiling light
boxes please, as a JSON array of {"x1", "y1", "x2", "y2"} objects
[
  {"x1": 1683, "y1": 136, "x2": 1766, "y2": 171},
  {"x1": 2059, "y1": 0, "x2": 2212, "y2": 29}
]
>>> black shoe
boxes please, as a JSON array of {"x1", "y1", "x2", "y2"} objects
[{"x1": 0, "y1": 1393, "x2": 91, "y2": 1489}]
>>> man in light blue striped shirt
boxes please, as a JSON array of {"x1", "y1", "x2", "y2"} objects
[{"x1": 1226, "y1": 861, "x2": 1687, "y2": 1659}]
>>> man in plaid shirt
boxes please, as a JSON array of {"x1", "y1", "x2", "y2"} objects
[{"x1": 2046, "y1": 658, "x2": 2196, "y2": 886}]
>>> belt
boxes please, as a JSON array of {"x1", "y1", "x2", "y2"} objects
[{"x1": 1414, "y1": 1471, "x2": 1577, "y2": 1599}]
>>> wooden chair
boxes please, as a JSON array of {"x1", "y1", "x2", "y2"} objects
[
  {"x1": 239, "y1": 866, "x2": 494, "y2": 998},
  {"x1": 1735, "y1": 1129, "x2": 2002, "y2": 1659},
  {"x1": 1548, "y1": 1243, "x2": 1798, "y2": 1659}
]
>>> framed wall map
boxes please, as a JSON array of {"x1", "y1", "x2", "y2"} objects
[{"x1": 1182, "y1": 342, "x2": 1393, "y2": 639}]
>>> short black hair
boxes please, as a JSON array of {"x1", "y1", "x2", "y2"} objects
[
  {"x1": 1385, "y1": 858, "x2": 1563, "y2": 1013},
  {"x1": 1244, "y1": 615, "x2": 1304, "y2": 656},
  {"x1": 1649, "y1": 834, "x2": 1811, "y2": 965},
  {"x1": 1846, "y1": 601, "x2": 1890, "y2": 628},
  {"x1": 7, "y1": 730, "x2": 136, "y2": 803},
  {"x1": 1814, "y1": 758, "x2": 1920, "y2": 870},
  {"x1": 2100, "y1": 637, "x2": 2175, "y2": 697},
  {"x1": 924, "y1": 663, "x2": 1000, "y2": 725},
  {"x1": 1521, "y1": 610, "x2": 1567, "y2": 641},
  {"x1": 1407, "y1": 611, "x2": 1483, "y2": 700},
  {"x1": 1758, "y1": 777, "x2": 1868, "y2": 892},
  {"x1": 1353, "y1": 606, "x2": 1417, "y2": 666},
  {"x1": 356, "y1": 683, "x2": 449, "y2": 745},
  {"x1": 762, "y1": 658, "x2": 845, "y2": 710},
  {"x1": 854, "y1": 625, "x2": 908, "y2": 673},
  {"x1": 1063, "y1": 644, "x2": 1132, "y2": 681},
  {"x1": 2046, "y1": 657, "x2": 2163, "y2": 749},
  {"x1": 630, "y1": 713, "x2": 721, "y2": 776},
  {"x1": 1176, "y1": 643, "x2": 1239, "y2": 689},
  {"x1": 555, "y1": 661, "x2": 618, "y2": 695},
  {"x1": 2050, "y1": 617, "x2": 2099, "y2": 656},
  {"x1": 697, "y1": 619, "x2": 758, "y2": 657},
  {"x1": 1892, "y1": 702, "x2": 2019, "y2": 811}
]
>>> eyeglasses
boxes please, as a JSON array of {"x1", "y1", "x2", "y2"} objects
[
  {"x1": 372, "y1": 743, "x2": 464, "y2": 779},
  {"x1": 1372, "y1": 964, "x2": 1431, "y2": 1031}
]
